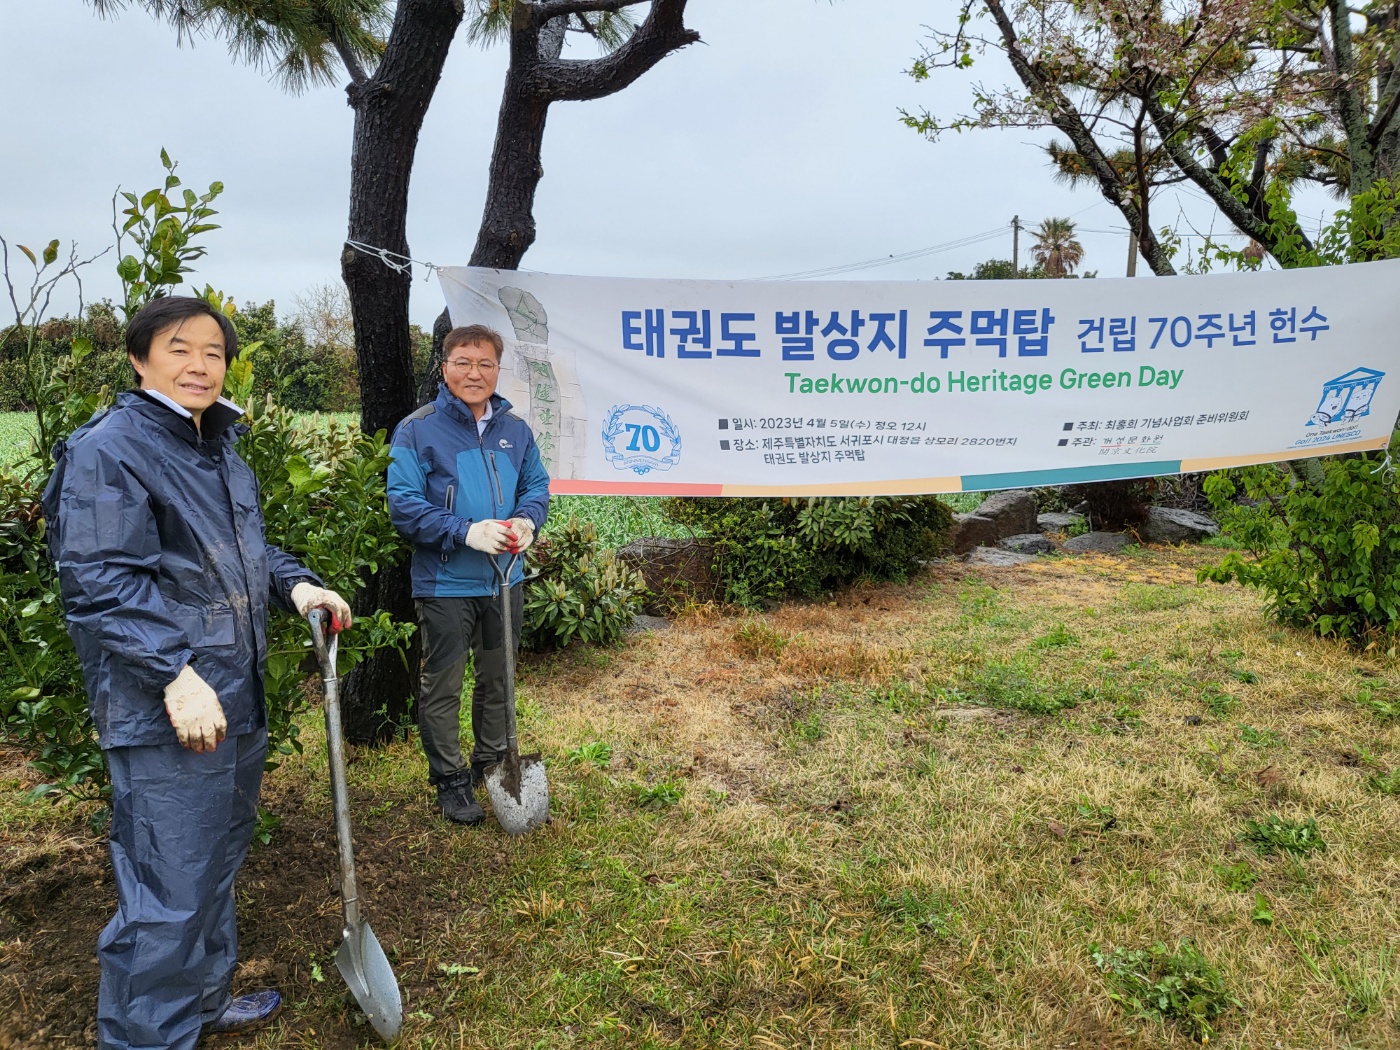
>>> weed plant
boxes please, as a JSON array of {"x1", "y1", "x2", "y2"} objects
[
  {"x1": 1090, "y1": 940, "x2": 1238, "y2": 1042},
  {"x1": 1366, "y1": 767, "x2": 1400, "y2": 794},
  {"x1": 1242, "y1": 814, "x2": 1327, "y2": 856}
]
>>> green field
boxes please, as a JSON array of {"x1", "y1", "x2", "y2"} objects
[{"x1": 0, "y1": 412, "x2": 31, "y2": 467}]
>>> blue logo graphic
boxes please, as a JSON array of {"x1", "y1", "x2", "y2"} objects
[
  {"x1": 1308, "y1": 367, "x2": 1385, "y2": 427},
  {"x1": 602, "y1": 404, "x2": 682, "y2": 475}
]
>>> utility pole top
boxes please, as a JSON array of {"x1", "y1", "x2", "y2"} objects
[{"x1": 1012, "y1": 215, "x2": 1021, "y2": 278}]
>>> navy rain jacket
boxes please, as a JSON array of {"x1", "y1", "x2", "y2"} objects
[
  {"x1": 387, "y1": 385, "x2": 550, "y2": 598},
  {"x1": 52, "y1": 392, "x2": 318, "y2": 749}
]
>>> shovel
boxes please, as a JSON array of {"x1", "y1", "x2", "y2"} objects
[
  {"x1": 482, "y1": 553, "x2": 550, "y2": 835},
  {"x1": 309, "y1": 610, "x2": 403, "y2": 1044}
]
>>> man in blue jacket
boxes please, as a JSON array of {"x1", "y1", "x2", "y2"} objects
[
  {"x1": 49, "y1": 296, "x2": 352, "y2": 1049},
  {"x1": 387, "y1": 323, "x2": 550, "y2": 824}
]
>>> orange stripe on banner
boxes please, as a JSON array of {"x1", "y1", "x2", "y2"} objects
[
  {"x1": 721, "y1": 477, "x2": 963, "y2": 497},
  {"x1": 1181, "y1": 436, "x2": 1391, "y2": 472},
  {"x1": 550, "y1": 479, "x2": 724, "y2": 496}
]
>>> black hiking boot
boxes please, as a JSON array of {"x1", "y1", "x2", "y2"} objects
[{"x1": 435, "y1": 770, "x2": 484, "y2": 825}]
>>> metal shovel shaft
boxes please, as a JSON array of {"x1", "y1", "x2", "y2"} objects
[
  {"x1": 497, "y1": 554, "x2": 520, "y2": 753},
  {"x1": 484, "y1": 554, "x2": 550, "y2": 834},
  {"x1": 309, "y1": 611, "x2": 402, "y2": 1043},
  {"x1": 310, "y1": 614, "x2": 359, "y2": 929}
]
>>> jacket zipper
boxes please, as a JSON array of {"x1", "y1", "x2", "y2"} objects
[
  {"x1": 442, "y1": 483, "x2": 455, "y2": 564},
  {"x1": 483, "y1": 449, "x2": 505, "y2": 511}
]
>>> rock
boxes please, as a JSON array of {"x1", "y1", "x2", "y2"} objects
[
  {"x1": 1140, "y1": 506, "x2": 1220, "y2": 544},
  {"x1": 974, "y1": 489, "x2": 1039, "y2": 537},
  {"x1": 617, "y1": 537, "x2": 718, "y2": 613},
  {"x1": 1062, "y1": 531, "x2": 1130, "y2": 553},
  {"x1": 965, "y1": 545, "x2": 1035, "y2": 566},
  {"x1": 948, "y1": 512, "x2": 1001, "y2": 554},
  {"x1": 998, "y1": 533, "x2": 1054, "y2": 555},
  {"x1": 1037, "y1": 512, "x2": 1085, "y2": 533},
  {"x1": 623, "y1": 614, "x2": 672, "y2": 636}
]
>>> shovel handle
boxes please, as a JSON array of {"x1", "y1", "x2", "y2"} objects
[
  {"x1": 491, "y1": 554, "x2": 521, "y2": 753},
  {"x1": 309, "y1": 609, "x2": 360, "y2": 931}
]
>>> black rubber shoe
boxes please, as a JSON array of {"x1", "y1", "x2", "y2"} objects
[{"x1": 436, "y1": 771, "x2": 484, "y2": 825}]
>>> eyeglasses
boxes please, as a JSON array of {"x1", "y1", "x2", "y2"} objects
[{"x1": 444, "y1": 357, "x2": 499, "y2": 375}]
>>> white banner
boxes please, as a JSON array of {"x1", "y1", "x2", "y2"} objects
[{"x1": 438, "y1": 261, "x2": 1400, "y2": 496}]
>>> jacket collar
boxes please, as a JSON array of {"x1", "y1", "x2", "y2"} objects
[
  {"x1": 122, "y1": 389, "x2": 245, "y2": 444},
  {"x1": 435, "y1": 383, "x2": 511, "y2": 433}
]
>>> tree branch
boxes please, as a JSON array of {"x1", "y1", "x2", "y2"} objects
[
  {"x1": 1369, "y1": 79, "x2": 1400, "y2": 144},
  {"x1": 334, "y1": 33, "x2": 369, "y2": 85},
  {"x1": 981, "y1": 0, "x2": 1175, "y2": 274},
  {"x1": 535, "y1": 0, "x2": 697, "y2": 102},
  {"x1": 1144, "y1": 92, "x2": 1315, "y2": 255},
  {"x1": 534, "y1": 0, "x2": 648, "y2": 21}
]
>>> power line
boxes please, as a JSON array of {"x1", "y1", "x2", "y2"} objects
[
  {"x1": 1077, "y1": 227, "x2": 1251, "y2": 239},
  {"x1": 751, "y1": 226, "x2": 1009, "y2": 281}
]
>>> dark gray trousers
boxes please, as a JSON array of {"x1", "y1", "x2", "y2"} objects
[
  {"x1": 97, "y1": 728, "x2": 266, "y2": 1050},
  {"x1": 415, "y1": 586, "x2": 522, "y2": 783}
]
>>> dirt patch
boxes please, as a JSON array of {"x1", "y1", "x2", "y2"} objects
[{"x1": 0, "y1": 748, "x2": 495, "y2": 1049}]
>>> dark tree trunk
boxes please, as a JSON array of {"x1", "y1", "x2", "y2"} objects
[
  {"x1": 422, "y1": 0, "x2": 699, "y2": 395},
  {"x1": 340, "y1": 0, "x2": 464, "y2": 745}
]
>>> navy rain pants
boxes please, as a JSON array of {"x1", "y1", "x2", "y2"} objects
[{"x1": 96, "y1": 729, "x2": 266, "y2": 1050}]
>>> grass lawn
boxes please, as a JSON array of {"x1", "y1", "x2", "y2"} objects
[
  {"x1": 2, "y1": 546, "x2": 1397, "y2": 1047},
  {"x1": 0, "y1": 412, "x2": 32, "y2": 467}
]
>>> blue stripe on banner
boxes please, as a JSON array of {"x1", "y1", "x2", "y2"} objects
[{"x1": 960, "y1": 460, "x2": 1183, "y2": 492}]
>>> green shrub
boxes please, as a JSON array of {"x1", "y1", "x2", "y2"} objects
[
  {"x1": 1090, "y1": 940, "x2": 1238, "y2": 1043},
  {"x1": 521, "y1": 517, "x2": 645, "y2": 651},
  {"x1": 0, "y1": 471, "x2": 101, "y2": 802},
  {"x1": 662, "y1": 495, "x2": 952, "y2": 607},
  {"x1": 224, "y1": 356, "x2": 414, "y2": 768},
  {"x1": 1199, "y1": 448, "x2": 1400, "y2": 647}
]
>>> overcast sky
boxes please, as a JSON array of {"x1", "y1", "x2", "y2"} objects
[{"x1": 1, "y1": 1, "x2": 1324, "y2": 330}]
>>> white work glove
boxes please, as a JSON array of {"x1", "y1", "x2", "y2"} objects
[
  {"x1": 291, "y1": 582, "x2": 354, "y2": 631},
  {"x1": 506, "y1": 517, "x2": 536, "y2": 554},
  {"x1": 163, "y1": 664, "x2": 227, "y2": 753},
  {"x1": 465, "y1": 519, "x2": 513, "y2": 555}
]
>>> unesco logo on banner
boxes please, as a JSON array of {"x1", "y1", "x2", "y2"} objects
[
  {"x1": 1307, "y1": 367, "x2": 1384, "y2": 427},
  {"x1": 601, "y1": 405, "x2": 682, "y2": 475}
]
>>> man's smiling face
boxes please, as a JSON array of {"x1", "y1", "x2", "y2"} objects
[{"x1": 130, "y1": 313, "x2": 227, "y2": 422}]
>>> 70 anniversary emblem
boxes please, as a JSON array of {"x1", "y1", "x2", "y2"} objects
[{"x1": 601, "y1": 404, "x2": 682, "y2": 475}]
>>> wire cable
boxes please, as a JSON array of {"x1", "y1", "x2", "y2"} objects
[{"x1": 750, "y1": 226, "x2": 1011, "y2": 281}]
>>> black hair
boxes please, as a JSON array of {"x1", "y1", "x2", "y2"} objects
[
  {"x1": 125, "y1": 296, "x2": 239, "y2": 365},
  {"x1": 444, "y1": 324, "x2": 505, "y2": 361}
]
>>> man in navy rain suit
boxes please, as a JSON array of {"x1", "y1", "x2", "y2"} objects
[
  {"x1": 387, "y1": 323, "x2": 549, "y2": 824},
  {"x1": 49, "y1": 296, "x2": 352, "y2": 1048}
]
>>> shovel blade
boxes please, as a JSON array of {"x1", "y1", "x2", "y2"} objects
[
  {"x1": 484, "y1": 751, "x2": 550, "y2": 836},
  {"x1": 337, "y1": 919, "x2": 403, "y2": 1043}
]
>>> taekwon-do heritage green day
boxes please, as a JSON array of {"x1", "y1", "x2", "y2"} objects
[{"x1": 783, "y1": 366, "x2": 1186, "y2": 396}]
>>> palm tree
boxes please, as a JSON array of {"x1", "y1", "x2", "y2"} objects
[{"x1": 1030, "y1": 217, "x2": 1085, "y2": 277}]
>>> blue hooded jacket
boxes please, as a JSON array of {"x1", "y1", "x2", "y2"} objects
[
  {"x1": 387, "y1": 385, "x2": 550, "y2": 598},
  {"x1": 50, "y1": 392, "x2": 319, "y2": 749}
]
